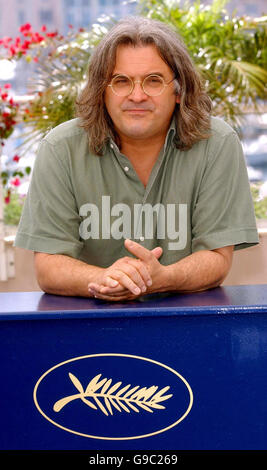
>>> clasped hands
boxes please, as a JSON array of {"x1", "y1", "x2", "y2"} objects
[{"x1": 88, "y1": 238, "x2": 166, "y2": 301}]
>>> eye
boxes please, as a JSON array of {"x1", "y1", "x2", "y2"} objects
[
  {"x1": 145, "y1": 75, "x2": 163, "y2": 87},
  {"x1": 113, "y1": 76, "x2": 130, "y2": 86}
]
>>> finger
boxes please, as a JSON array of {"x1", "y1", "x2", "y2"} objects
[
  {"x1": 99, "y1": 284, "x2": 127, "y2": 294},
  {"x1": 126, "y1": 258, "x2": 152, "y2": 287},
  {"x1": 104, "y1": 276, "x2": 119, "y2": 288},
  {"x1": 118, "y1": 263, "x2": 149, "y2": 292},
  {"x1": 89, "y1": 282, "x2": 125, "y2": 295},
  {"x1": 88, "y1": 282, "x2": 102, "y2": 291},
  {"x1": 104, "y1": 268, "x2": 144, "y2": 295},
  {"x1": 124, "y1": 239, "x2": 162, "y2": 262},
  {"x1": 93, "y1": 291, "x2": 138, "y2": 302},
  {"x1": 151, "y1": 246, "x2": 163, "y2": 259},
  {"x1": 89, "y1": 276, "x2": 119, "y2": 291},
  {"x1": 89, "y1": 286, "x2": 127, "y2": 297},
  {"x1": 104, "y1": 265, "x2": 147, "y2": 294}
]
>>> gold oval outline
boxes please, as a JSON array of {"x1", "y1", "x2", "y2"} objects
[{"x1": 33, "y1": 353, "x2": 193, "y2": 440}]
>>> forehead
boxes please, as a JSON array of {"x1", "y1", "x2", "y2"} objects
[{"x1": 113, "y1": 44, "x2": 172, "y2": 76}]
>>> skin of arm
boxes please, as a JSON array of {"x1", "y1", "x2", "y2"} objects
[
  {"x1": 33, "y1": 245, "x2": 162, "y2": 297},
  {"x1": 88, "y1": 239, "x2": 234, "y2": 301},
  {"x1": 34, "y1": 239, "x2": 233, "y2": 300}
]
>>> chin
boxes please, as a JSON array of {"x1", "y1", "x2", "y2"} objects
[{"x1": 123, "y1": 122, "x2": 153, "y2": 138}]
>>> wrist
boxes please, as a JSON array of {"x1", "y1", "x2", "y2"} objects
[{"x1": 149, "y1": 264, "x2": 177, "y2": 293}]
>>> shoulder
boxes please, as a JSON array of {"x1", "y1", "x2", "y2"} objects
[
  {"x1": 209, "y1": 116, "x2": 236, "y2": 139},
  {"x1": 35, "y1": 119, "x2": 91, "y2": 171},
  {"x1": 43, "y1": 118, "x2": 87, "y2": 146},
  {"x1": 205, "y1": 116, "x2": 242, "y2": 159}
]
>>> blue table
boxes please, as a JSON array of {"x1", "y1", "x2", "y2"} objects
[{"x1": 1, "y1": 284, "x2": 267, "y2": 451}]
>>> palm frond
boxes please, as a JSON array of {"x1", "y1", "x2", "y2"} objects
[{"x1": 53, "y1": 372, "x2": 173, "y2": 415}]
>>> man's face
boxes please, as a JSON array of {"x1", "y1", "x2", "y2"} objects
[{"x1": 104, "y1": 44, "x2": 179, "y2": 145}]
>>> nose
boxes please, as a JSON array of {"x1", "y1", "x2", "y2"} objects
[{"x1": 128, "y1": 80, "x2": 148, "y2": 101}]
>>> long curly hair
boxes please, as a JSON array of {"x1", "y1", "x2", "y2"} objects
[{"x1": 76, "y1": 16, "x2": 212, "y2": 155}]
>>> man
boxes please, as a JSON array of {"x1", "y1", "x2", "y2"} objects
[{"x1": 15, "y1": 17, "x2": 259, "y2": 301}]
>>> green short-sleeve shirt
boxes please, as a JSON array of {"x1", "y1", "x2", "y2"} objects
[{"x1": 14, "y1": 116, "x2": 259, "y2": 267}]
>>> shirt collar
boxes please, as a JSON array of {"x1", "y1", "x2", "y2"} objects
[{"x1": 163, "y1": 115, "x2": 178, "y2": 152}]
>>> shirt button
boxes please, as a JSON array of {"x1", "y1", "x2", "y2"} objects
[
  {"x1": 139, "y1": 236, "x2": 144, "y2": 242},
  {"x1": 110, "y1": 143, "x2": 114, "y2": 149},
  {"x1": 124, "y1": 166, "x2": 129, "y2": 172}
]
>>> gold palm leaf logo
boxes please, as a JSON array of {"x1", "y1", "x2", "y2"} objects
[{"x1": 53, "y1": 373, "x2": 173, "y2": 416}]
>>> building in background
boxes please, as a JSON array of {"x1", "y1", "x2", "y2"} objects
[
  {"x1": 0, "y1": 0, "x2": 266, "y2": 39},
  {"x1": 0, "y1": 0, "x2": 137, "y2": 38},
  {"x1": 226, "y1": 0, "x2": 266, "y2": 16},
  {"x1": 0, "y1": 0, "x2": 63, "y2": 37}
]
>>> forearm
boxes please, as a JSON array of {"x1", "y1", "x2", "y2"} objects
[
  {"x1": 34, "y1": 252, "x2": 104, "y2": 297},
  {"x1": 155, "y1": 247, "x2": 233, "y2": 294}
]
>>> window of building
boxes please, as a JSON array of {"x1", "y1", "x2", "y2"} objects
[
  {"x1": 18, "y1": 10, "x2": 26, "y2": 25},
  {"x1": 64, "y1": 0, "x2": 75, "y2": 7},
  {"x1": 39, "y1": 10, "x2": 53, "y2": 24}
]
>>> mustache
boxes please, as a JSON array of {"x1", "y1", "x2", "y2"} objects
[{"x1": 121, "y1": 103, "x2": 155, "y2": 111}]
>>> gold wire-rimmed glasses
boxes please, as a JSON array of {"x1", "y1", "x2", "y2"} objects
[{"x1": 108, "y1": 74, "x2": 176, "y2": 97}]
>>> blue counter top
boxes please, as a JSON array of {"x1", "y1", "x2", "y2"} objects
[{"x1": 1, "y1": 284, "x2": 267, "y2": 320}]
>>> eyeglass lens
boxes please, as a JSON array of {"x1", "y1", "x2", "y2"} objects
[{"x1": 111, "y1": 75, "x2": 165, "y2": 96}]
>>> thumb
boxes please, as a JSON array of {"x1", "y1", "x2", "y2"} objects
[{"x1": 151, "y1": 246, "x2": 163, "y2": 259}]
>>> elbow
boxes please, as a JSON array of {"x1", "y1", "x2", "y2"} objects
[
  {"x1": 34, "y1": 252, "x2": 57, "y2": 294},
  {"x1": 212, "y1": 245, "x2": 234, "y2": 286}
]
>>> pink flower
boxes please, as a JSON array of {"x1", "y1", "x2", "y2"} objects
[
  {"x1": 21, "y1": 40, "x2": 31, "y2": 50},
  {"x1": 19, "y1": 23, "x2": 32, "y2": 33},
  {"x1": 11, "y1": 177, "x2": 21, "y2": 186},
  {"x1": 4, "y1": 83, "x2": 11, "y2": 89},
  {"x1": 46, "y1": 32, "x2": 58, "y2": 38}
]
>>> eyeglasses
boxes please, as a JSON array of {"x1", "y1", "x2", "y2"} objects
[{"x1": 108, "y1": 74, "x2": 176, "y2": 97}]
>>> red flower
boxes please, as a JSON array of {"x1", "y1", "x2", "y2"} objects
[
  {"x1": 19, "y1": 23, "x2": 32, "y2": 33},
  {"x1": 1, "y1": 36, "x2": 12, "y2": 45},
  {"x1": 9, "y1": 45, "x2": 19, "y2": 56},
  {"x1": 31, "y1": 32, "x2": 45, "y2": 43},
  {"x1": 21, "y1": 40, "x2": 31, "y2": 50},
  {"x1": 4, "y1": 189, "x2": 11, "y2": 204},
  {"x1": 13, "y1": 155, "x2": 20, "y2": 162},
  {"x1": 46, "y1": 32, "x2": 58, "y2": 38},
  {"x1": 41, "y1": 25, "x2": 47, "y2": 32},
  {"x1": 11, "y1": 177, "x2": 21, "y2": 187},
  {"x1": 4, "y1": 83, "x2": 11, "y2": 89}
]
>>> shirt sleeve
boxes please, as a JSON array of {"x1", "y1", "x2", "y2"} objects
[
  {"x1": 14, "y1": 138, "x2": 84, "y2": 258},
  {"x1": 191, "y1": 130, "x2": 259, "y2": 252}
]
